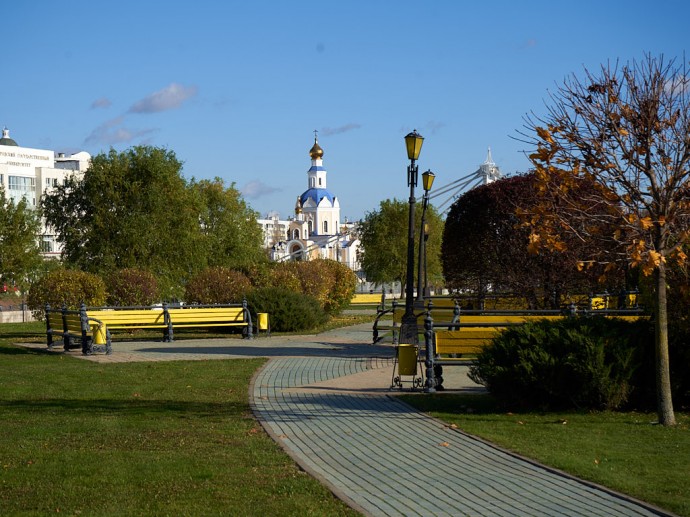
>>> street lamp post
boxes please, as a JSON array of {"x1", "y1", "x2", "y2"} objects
[
  {"x1": 401, "y1": 130, "x2": 424, "y2": 344},
  {"x1": 416, "y1": 170, "x2": 435, "y2": 303}
]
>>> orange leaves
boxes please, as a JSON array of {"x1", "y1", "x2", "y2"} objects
[
  {"x1": 646, "y1": 250, "x2": 664, "y2": 270},
  {"x1": 536, "y1": 126, "x2": 554, "y2": 144},
  {"x1": 639, "y1": 217, "x2": 654, "y2": 230}
]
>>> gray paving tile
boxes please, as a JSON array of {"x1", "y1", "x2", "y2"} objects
[{"x1": 252, "y1": 356, "x2": 672, "y2": 517}]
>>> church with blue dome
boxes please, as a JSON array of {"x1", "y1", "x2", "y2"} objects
[
  {"x1": 293, "y1": 135, "x2": 340, "y2": 238},
  {"x1": 261, "y1": 134, "x2": 360, "y2": 270}
]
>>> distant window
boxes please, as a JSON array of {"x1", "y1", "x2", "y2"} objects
[
  {"x1": 41, "y1": 236, "x2": 54, "y2": 253},
  {"x1": 8, "y1": 176, "x2": 36, "y2": 206},
  {"x1": 323, "y1": 221, "x2": 328, "y2": 233},
  {"x1": 308, "y1": 220, "x2": 313, "y2": 234},
  {"x1": 318, "y1": 178, "x2": 322, "y2": 186},
  {"x1": 293, "y1": 229, "x2": 299, "y2": 239}
]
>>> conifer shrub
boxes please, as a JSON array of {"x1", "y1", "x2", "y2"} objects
[
  {"x1": 105, "y1": 268, "x2": 159, "y2": 306},
  {"x1": 184, "y1": 267, "x2": 252, "y2": 304},
  {"x1": 27, "y1": 269, "x2": 107, "y2": 319},
  {"x1": 468, "y1": 317, "x2": 650, "y2": 410},
  {"x1": 246, "y1": 287, "x2": 328, "y2": 332}
]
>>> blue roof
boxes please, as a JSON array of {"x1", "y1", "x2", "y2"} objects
[
  {"x1": 300, "y1": 188, "x2": 335, "y2": 206},
  {"x1": 308, "y1": 166, "x2": 326, "y2": 172}
]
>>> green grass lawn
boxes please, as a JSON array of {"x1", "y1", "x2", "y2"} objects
[
  {"x1": 0, "y1": 322, "x2": 357, "y2": 516},
  {"x1": 4, "y1": 320, "x2": 689, "y2": 516},
  {"x1": 401, "y1": 393, "x2": 690, "y2": 517}
]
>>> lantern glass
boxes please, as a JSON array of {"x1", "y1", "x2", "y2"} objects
[
  {"x1": 405, "y1": 130, "x2": 424, "y2": 161},
  {"x1": 422, "y1": 170, "x2": 435, "y2": 192}
]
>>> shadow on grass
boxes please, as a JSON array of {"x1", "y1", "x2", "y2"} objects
[
  {"x1": 0, "y1": 398, "x2": 248, "y2": 417},
  {"x1": 399, "y1": 392, "x2": 506, "y2": 415}
]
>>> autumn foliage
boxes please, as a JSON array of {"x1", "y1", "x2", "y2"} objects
[{"x1": 519, "y1": 54, "x2": 690, "y2": 426}]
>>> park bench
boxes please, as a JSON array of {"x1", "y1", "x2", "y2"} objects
[
  {"x1": 421, "y1": 305, "x2": 647, "y2": 390},
  {"x1": 45, "y1": 301, "x2": 254, "y2": 355},
  {"x1": 372, "y1": 297, "x2": 466, "y2": 344}
]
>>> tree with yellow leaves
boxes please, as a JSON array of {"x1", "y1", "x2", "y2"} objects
[{"x1": 519, "y1": 55, "x2": 690, "y2": 426}]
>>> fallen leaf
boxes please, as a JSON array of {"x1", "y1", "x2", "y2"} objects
[{"x1": 439, "y1": 442, "x2": 450, "y2": 447}]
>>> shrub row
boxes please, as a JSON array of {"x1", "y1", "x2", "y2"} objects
[{"x1": 27, "y1": 260, "x2": 357, "y2": 333}]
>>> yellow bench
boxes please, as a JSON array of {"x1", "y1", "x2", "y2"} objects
[
  {"x1": 424, "y1": 310, "x2": 648, "y2": 390},
  {"x1": 373, "y1": 298, "x2": 463, "y2": 344},
  {"x1": 432, "y1": 315, "x2": 564, "y2": 364},
  {"x1": 45, "y1": 303, "x2": 254, "y2": 355}
]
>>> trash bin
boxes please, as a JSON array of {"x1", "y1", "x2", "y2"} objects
[
  {"x1": 397, "y1": 344, "x2": 418, "y2": 376},
  {"x1": 257, "y1": 313, "x2": 269, "y2": 334},
  {"x1": 91, "y1": 324, "x2": 107, "y2": 345}
]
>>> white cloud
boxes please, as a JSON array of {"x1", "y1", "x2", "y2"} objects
[
  {"x1": 128, "y1": 83, "x2": 198, "y2": 114},
  {"x1": 90, "y1": 97, "x2": 112, "y2": 109},
  {"x1": 240, "y1": 180, "x2": 281, "y2": 199},
  {"x1": 84, "y1": 116, "x2": 157, "y2": 146}
]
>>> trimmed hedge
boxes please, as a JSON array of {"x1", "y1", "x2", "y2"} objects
[
  {"x1": 27, "y1": 269, "x2": 107, "y2": 319},
  {"x1": 106, "y1": 268, "x2": 159, "y2": 306},
  {"x1": 246, "y1": 287, "x2": 328, "y2": 333},
  {"x1": 185, "y1": 267, "x2": 252, "y2": 304}
]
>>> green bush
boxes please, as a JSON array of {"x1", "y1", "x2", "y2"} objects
[
  {"x1": 268, "y1": 260, "x2": 357, "y2": 315},
  {"x1": 268, "y1": 263, "x2": 302, "y2": 292},
  {"x1": 246, "y1": 287, "x2": 328, "y2": 332},
  {"x1": 105, "y1": 268, "x2": 159, "y2": 306},
  {"x1": 469, "y1": 317, "x2": 650, "y2": 411},
  {"x1": 319, "y1": 259, "x2": 358, "y2": 314},
  {"x1": 184, "y1": 267, "x2": 252, "y2": 304},
  {"x1": 27, "y1": 269, "x2": 107, "y2": 319}
]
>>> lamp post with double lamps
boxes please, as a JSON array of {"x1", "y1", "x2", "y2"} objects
[
  {"x1": 416, "y1": 170, "x2": 435, "y2": 303},
  {"x1": 400, "y1": 130, "x2": 424, "y2": 344}
]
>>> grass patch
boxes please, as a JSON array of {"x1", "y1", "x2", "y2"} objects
[
  {"x1": 401, "y1": 393, "x2": 690, "y2": 517},
  {"x1": 0, "y1": 323, "x2": 357, "y2": 516}
]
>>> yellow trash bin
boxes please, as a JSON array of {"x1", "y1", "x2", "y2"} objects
[
  {"x1": 91, "y1": 324, "x2": 107, "y2": 345},
  {"x1": 397, "y1": 344, "x2": 418, "y2": 376},
  {"x1": 257, "y1": 313, "x2": 269, "y2": 334}
]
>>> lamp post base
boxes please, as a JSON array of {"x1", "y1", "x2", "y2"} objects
[{"x1": 399, "y1": 316, "x2": 418, "y2": 345}]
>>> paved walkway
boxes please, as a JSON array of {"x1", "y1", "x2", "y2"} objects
[{"x1": 24, "y1": 323, "x2": 672, "y2": 516}]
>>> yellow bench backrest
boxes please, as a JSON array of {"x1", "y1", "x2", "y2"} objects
[
  {"x1": 351, "y1": 293, "x2": 384, "y2": 304},
  {"x1": 88, "y1": 309, "x2": 167, "y2": 327},
  {"x1": 63, "y1": 313, "x2": 83, "y2": 333},
  {"x1": 167, "y1": 307, "x2": 245, "y2": 324}
]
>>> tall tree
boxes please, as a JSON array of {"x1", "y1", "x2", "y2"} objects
[
  {"x1": 443, "y1": 174, "x2": 622, "y2": 308},
  {"x1": 357, "y1": 199, "x2": 443, "y2": 294},
  {"x1": 520, "y1": 55, "x2": 690, "y2": 426},
  {"x1": 41, "y1": 146, "x2": 203, "y2": 294},
  {"x1": 191, "y1": 178, "x2": 267, "y2": 269},
  {"x1": 0, "y1": 188, "x2": 43, "y2": 290}
]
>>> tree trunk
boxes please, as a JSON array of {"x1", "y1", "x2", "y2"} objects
[{"x1": 654, "y1": 262, "x2": 676, "y2": 426}]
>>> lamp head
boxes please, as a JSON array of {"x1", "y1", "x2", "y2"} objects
[
  {"x1": 404, "y1": 130, "x2": 424, "y2": 161},
  {"x1": 422, "y1": 170, "x2": 435, "y2": 192}
]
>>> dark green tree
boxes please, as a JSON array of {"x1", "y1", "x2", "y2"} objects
[
  {"x1": 191, "y1": 178, "x2": 267, "y2": 269},
  {"x1": 443, "y1": 174, "x2": 621, "y2": 308},
  {"x1": 357, "y1": 199, "x2": 443, "y2": 294},
  {"x1": 41, "y1": 146, "x2": 203, "y2": 296},
  {"x1": 0, "y1": 188, "x2": 43, "y2": 290}
]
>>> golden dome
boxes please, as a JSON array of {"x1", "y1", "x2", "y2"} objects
[{"x1": 309, "y1": 138, "x2": 324, "y2": 159}]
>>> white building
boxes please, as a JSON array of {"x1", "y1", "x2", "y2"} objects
[
  {"x1": 260, "y1": 135, "x2": 361, "y2": 273},
  {"x1": 0, "y1": 127, "x2": 90, "y2": 256}
]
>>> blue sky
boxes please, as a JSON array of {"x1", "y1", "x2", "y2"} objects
[{"x1": 2, "y1": 1, "x2": 688, "y2": 221}]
